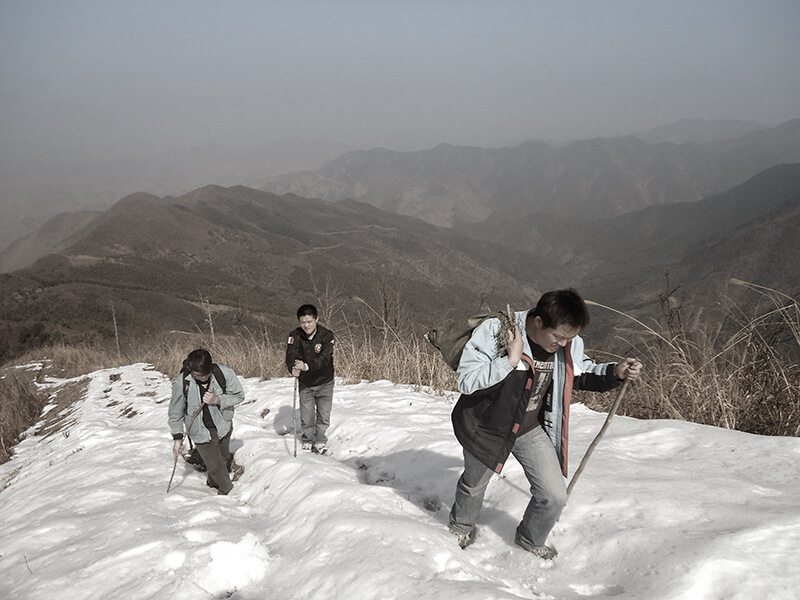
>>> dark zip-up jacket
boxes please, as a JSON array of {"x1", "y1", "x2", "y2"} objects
[{"x1": 285, "y1": 324, "x2": 335, "y2": 387}]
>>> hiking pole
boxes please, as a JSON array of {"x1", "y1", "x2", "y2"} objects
[
  {"x1": 167, "y1": 404, "x2": 204, "y2": 493},
  {"x1": 566, "y1": 378, "x2": 630, "y2": 498},
  {"x1": 292, "y1": 377, "x2": 298, "y2": 458}
]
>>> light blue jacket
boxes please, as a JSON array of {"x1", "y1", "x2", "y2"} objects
[
  {"x1": 457, "y1": 309, "x2": 615, "y2": 471},
  {"x1": 167, "y1": 364, "x2": 245, "y2": 443}
]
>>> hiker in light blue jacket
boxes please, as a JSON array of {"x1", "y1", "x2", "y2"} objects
[
  {"x1": 168, "y1": 349, "x2": 245, "y2": 495},
  {"x1": 450, "y1": 289, "x2": 642, "y2": 557}
]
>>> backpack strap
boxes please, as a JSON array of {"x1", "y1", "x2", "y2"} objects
[{"x1": 211, "y1": 363, "x2": 227, "y2": 394}]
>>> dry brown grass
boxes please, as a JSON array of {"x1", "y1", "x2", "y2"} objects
[
  {"x1": 0, "y1": 322, "x2": 455, "y2": 465},
  {"x1": 578, "y1": 280, "x2": 800, "y2": 437},
  {"x1": 0, "y1": 367, "x2": 48, "y2": 463},
  {"x1": 2, "y1": 281, "x2": 797, "y2": 464}
]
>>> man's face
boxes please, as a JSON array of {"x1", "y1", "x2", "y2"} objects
[
  {"x1": 191, "y1": 370, "x2": 211, "y2": 383},
  {"x1": 529, "y1": 316, "x2": 580, "y2": 353},
  {"x1": 299, "y1": 315, "x2": 318, "y2": 336}
]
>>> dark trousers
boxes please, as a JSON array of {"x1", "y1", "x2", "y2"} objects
[{"x1": 195, "y1": 428, "x2": 233, "y2": 494}]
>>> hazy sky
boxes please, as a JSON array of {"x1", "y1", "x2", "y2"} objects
[{"x1": 1, "y1": 0, "x2": 799, "y2": 159}]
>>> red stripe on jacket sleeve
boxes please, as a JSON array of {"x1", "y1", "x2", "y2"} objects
[{"x1": 561, "y1": 343, "x2": 575, "y2": 477}]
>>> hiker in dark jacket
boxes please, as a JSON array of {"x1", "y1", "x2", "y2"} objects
[
  {"x1": 449, "y1": 289, "x2": 642, "y2": 557},
  {"x1": 168, "y1": 349, "x2": 245, "y2": 495},
  {"x1": 286, "y1": 304, "x2": 335, "y2": 455}
]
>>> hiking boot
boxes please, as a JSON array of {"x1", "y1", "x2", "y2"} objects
[
  {"x1": 514, "y1": 530, "x2": 557, "y2": 559},
  {"x1": 301, "y1": 442, "x2": 313, "y2": 452},
  {"x1": 206, "y1": 477, "x2": 219, "y2": 489},
  {"x1": 230, "y1": 460, "x2": 245, "y2": 482},
  {"x1": 449, "y1": 526, "x2": 476, "y2": 549},
  {"x1": 314, "y1": 443, "x2": 329, "y2": 455},
  {"x1": 185, "y1": 448, "x2": 207, "y2": 472}
]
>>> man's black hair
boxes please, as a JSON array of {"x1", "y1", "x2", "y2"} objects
[
  {"x1": 535, "y1": 289, "x2": 590, "y2": 331},
  {"x1": 185, "y1": 348, "x2": 213, "y2": 375},
  {"x1": 297, "y1": 304, "x2": 318, "y2": 320}
]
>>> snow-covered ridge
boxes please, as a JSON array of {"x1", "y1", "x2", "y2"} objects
[{"x1": 1, "y1": 363, "x2": 798, "y2": 600}]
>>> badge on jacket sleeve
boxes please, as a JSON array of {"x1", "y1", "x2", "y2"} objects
[{"x1": 288, "y1": 336, "x2": 294, "y2": 345}]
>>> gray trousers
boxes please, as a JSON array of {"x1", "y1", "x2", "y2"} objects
[
  {"x1": 298, "y1": 380, "x2": 334, "y2": 444},
  {"x1": 449, "y1": 424, "x2": 567, "y2": 547},
  {"x1": 195, "y1": 427, "x2": 233, "y2": 494}
]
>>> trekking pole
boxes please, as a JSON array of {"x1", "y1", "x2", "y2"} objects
[
  {"x1": 567, "y1": 378, "x2": 630, "y2": 498},
  {"x1": 292, "y1": 377, "x2": 298, "y2": 458},
  {"x1": 167, "y1": 404, "x2": 204, "y2": 493}
]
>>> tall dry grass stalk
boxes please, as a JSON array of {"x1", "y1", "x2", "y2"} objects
[{"x1": 581, "y1": 281, "x2": 800, "y2": 437}]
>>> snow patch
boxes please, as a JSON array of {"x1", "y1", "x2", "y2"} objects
[
  {"x1": 1, "y1": 367, "x2": 798, "y2": 600},
  {"x1": 197, "y1": 533, "x2": 269, "y2": 595}
]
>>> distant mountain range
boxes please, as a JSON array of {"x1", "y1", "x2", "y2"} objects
[
  {"x1": 0, "y1": 186, "x2": 567, "y2": 362},
  {"x1": 634, "y1": 118, "x2": 767, "y2": 144},
  {"x1": 8, "y1": 119, "x2": 797, "y2": 273},
  {"x1": 2, "y1": 118, "x2": 799, "y2": 364},
  {"x1": 1, "y1": 119, "x2": 793, "y2": 250},
  {"x1": 0, "y1": 138, "x2": 353, "y2": 249},
  {"x1": 260, "y1": 120, "x2": 800, "y2": 228},
  {"x1": 485, "y1": 162, "x2": 800, "y2": 317},
  {"x1": 2, "y1": 160, "x2": 799, "y2": 364}
]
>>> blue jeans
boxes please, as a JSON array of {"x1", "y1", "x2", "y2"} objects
[
  {"x1": 449, "y1": 424, "x2": 567, "y2": 548},
  {"x1": 298, "y1": 380, "x2": 334, "y2": 444}
]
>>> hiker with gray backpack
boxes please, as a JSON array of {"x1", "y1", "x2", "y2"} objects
[
  {"x1": 443, "y1": 289, "x2": 642, "y2": 557},
  {"x1": 168, "y1": 349, "x2": 245, "y2": 495}
]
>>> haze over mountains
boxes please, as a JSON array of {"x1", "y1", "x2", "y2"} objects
[
  {"x1": 634, "y1": 118, "x2": 767, "y2": 144},
  {"x1": 0, "y1": 138, "x2": 354, "y2": 249},
  {"x1": 0, "y1": 118, "x2": 782, "y2": 250},
  {"x1": 1, "y1": 118, "x2": 799, "y2": 363},
  {"x1": 261, "y1": 119, "x2": 800, "y2": 228}
]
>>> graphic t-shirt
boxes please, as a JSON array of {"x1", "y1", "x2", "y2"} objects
[{"x1": 518, "y1": 339, "x2": 555, "y2": 436}]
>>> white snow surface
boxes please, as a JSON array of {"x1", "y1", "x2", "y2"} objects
[{"x1": 1, "y1": 362, "x2": 799, "y2": 600}]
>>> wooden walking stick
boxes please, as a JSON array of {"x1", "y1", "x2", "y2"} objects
[
  {"x1": 167, "y1": 404, "x2": 204, "y2": 493},
  {"x1": 167, "y1": 454, "x2": 180, "y2": 493},
  {"x1": 567, "y1": 378, "x2": 630, "y2": 498},
  {"x1": 292, "y1": 377, "x2": 298, "y2": 457}
]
